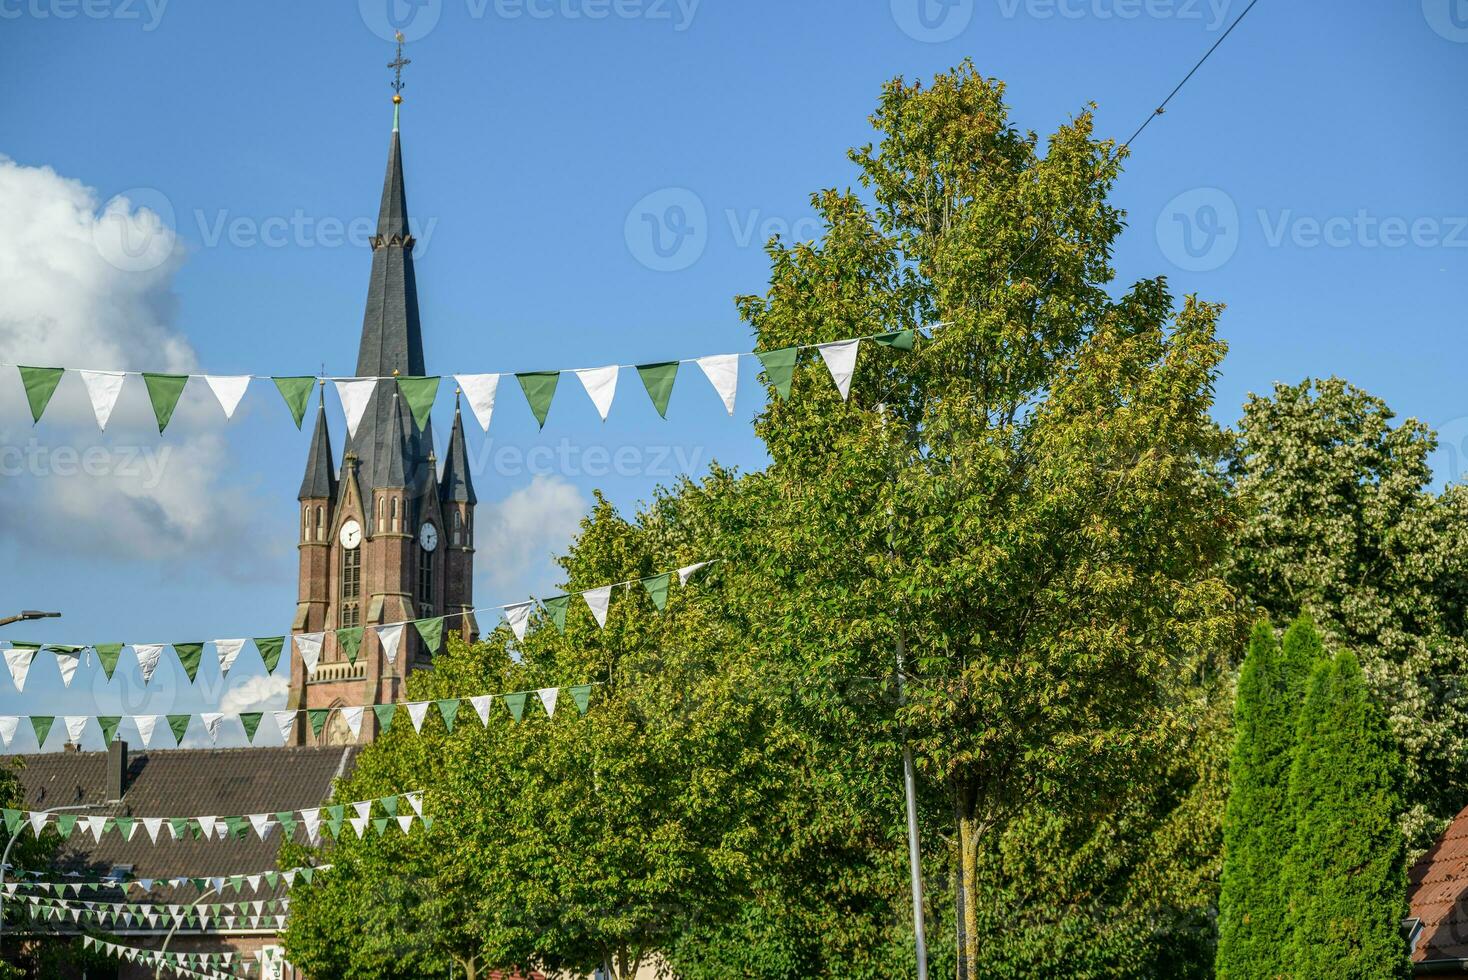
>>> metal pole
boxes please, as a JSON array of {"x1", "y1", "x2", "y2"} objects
[
  {"x1": 155, "y1": 885, "x2": 217, "y2": 979},
  {"x1": 0, "y1": 611, "x2": 61, "y2": 629},
  {"x1": 895, "y1": 630, "x2": 929, "y2": 980}
]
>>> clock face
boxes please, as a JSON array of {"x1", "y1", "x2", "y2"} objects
[
  {"x1": 339, "y1": 519, "x2": 362, "y2": 550},
  {"x1": 419, "y1": 522, "x2": 439, "y2": 553}
]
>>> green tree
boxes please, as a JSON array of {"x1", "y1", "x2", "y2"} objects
[
  {"x1": 1217, "y1": 615, "x2": 1321, "y2": 978},
  {"x1": 1284, "y1": 649, "x2": 1409, "y2": 978},
  {"x1": 1230, "y1": 377, "x2": 1468, "y2": 842}
]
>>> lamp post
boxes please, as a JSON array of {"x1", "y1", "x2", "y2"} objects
[
  {"x1": 154, "y1": 885, "x2": 217, "y2": 980},
  {"x1": 0, "y1": 803, "x2": 98, "y2": 956},
  {"x1": 0, "y1": 611, "x2": 60, "y2": 629}
]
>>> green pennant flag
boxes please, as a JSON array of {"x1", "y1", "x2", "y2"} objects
[
  {"x1": 436, "y1": 699, "x2": 460, "y2": 732},
  {"x1": 299, "y1": 866, "x2": 315, "y2": 884},
  {"x1": 542, "y1": 594, "x2": 571, "y2": 633},
  {"x1": 373, "y1": 817, "x2": 389, "y2": 836},
  {"x1": 396, "y1": 376, "x2": 440, "y2": 431},
  {"x1": 239, "y1": 712, "x2": 263, "y2": 744},
  {"x1": 568, "y1": 683, "x2": 594, "y2": 715},
  {"x1": 55, "y1": 813, "x2": 78, "y2": 839},
  {"x1": 114, "y1": 817, "x2": 134, "y2": 840},
  {"x1": 264, "y1": 871, "x2": 280, "y2": 889},
  {"x1": 254, "y1": 636, "x2": 285, "y2": 672},
  {"x1": 516, "y1": 371, "x2": 559, "y2": 428},
  {"x1": 172, "y1": 642, "x2": 204, "y2": 682},
  {"x1": 372, "y1": 703, "x2": 396, "y2": 734},
  {"x1": 141, "y1": 373, "x2": 188, "y2": 433},
  {"x1": 273, "y1": 814, "x2": 297, "y2": 839},
  {"x1": 94, "y1": 643, "x2": 123, "y2": 680},
  {"x1": 97, "y1": 716, "x2": 121, "y2": 744},
  {"x1": 635, "y1": 361, "x2": 680, "y2": 419},
  {"x1": 30, "y1": 716, "x2": 54, "y2": 747},
  {"x1": 3, "y1": 809, "x2": 21, "y2": 835},
  {"x1": 413, "y1": 617, "x2": 444, "y2": 653},
  {"x1": 873, "y1": 328, "x2": 916, "y2": 351},
  {"x1": 102, "y1": 818, "x2": 117, "y2": 836},
  {"x1": 756, "y1": 347, "x2": 798, "y2": 399},
  {"x1": 641, "y1": 571, "x2": 672, "y2": 611},
  {"x1": 307, "y1": 709, "x2": 329, "y2": 738},
  {"x1": 273, "y1": 376, "x2": 316, "y2": 428},
  {"x1": 167, "y1": 714, "x2": 192, "y2": 745},
  {"x1": 169, "y1": 818, "x2": 192, "y2": 841},
  {"x1": 380, "y1": 795, "x2": 399, "y2": 818},
  {"x1": 325, "y1": 805, "x2": 345, "y2": 838},
  {"x1": 503, "y1": 691, "x2": 527, "y2": 722},
  {"x1": 336, "y1": 627, "x2": 364, "y2": 665},
  {"x1": 17, "y1": 366, "x2": 64, "y2": 424}
]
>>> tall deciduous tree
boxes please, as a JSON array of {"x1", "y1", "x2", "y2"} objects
[
  {"x1": 1217, "y1": 615, "x2": 1320, "y2": 979},
  {"x1": 1230, "y1": 378, "x2": 1468, "y2": 842},
  {"x1": 1284, "y1": 649, "x2": 1409, "y2": 978},
  {"x1": 736, "y1": 62, "x2": 1238, "y2": 976}
]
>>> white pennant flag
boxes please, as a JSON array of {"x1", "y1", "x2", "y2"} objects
[
  {"x1": 64, "y1": 716, "x2": 88, "y2": 745},
  {"x1": 696, "y1": 353, "x2": 740, "y2": 415},
  {"x1": 246, "y1": 875, "x2": 261, "y2": 892},
  {"x1": 294, "y1": 632, "x2": 324, "y2": 676},
  {"x1": 376, "y1": 623, "x2": 405, "y2": 666},
  {"x1": 84, "y1": 816, "x2": 107, "y2": 842},
  {"x1": 537, "y1": 687, "x2": 559, "y2": 718},
  {"x1": 196, "y1": 816, "x2": 218, "y2": 840},
  {"x1": 0, "y1": 716, "x2": 17, "y2": 748},
  {"x1": 4, "y1": 648, "x2": 34, "y2": 691},
  {"x1": 353, "y1": 801, "x2": 372, "y2": 821},
  {"x1": 677, "y1": 561, "x2": 711, "y2": 585},
  {"x1": 300, "y1": 809, "x2": 321, "y2": 842},
  {"x1": 581, "y1": 585, "x2": 613, "y2": 628},
  {"x1": 406, "y1": 701, "x2": 430, "y2": 733},
  {"x1": 133, "y1": 715, "x2": 160, "y2": 748},
  {"x1": 272, "y1": 710, "x2": 298, "y2": 743},
  {"x1": 502, "y1": 601, "x2": 534, "y2": 641},
  {"x1": 79, "y1": 370, "x2": 126, "y2": 430},
  {"x1": 574, "y1": 365, "x2": 619, "y2": 421},
  {"x1": 470, "y1": 695, "x2": 493, "y2": 727},
  {"x1": 397, "y1": 815, "x2": 415, "y2": 834},
  {"x1": 248, "y1": 814, "x2": 273, "y2": 841},
  {"x1": 404, "y1": 792, "x2": 424, "y2": 816},
  {"x1": 817, "y1": 339, "x2": 861, "y2": 400},
  {"x1": 142, "y1": 818, "x2": 163, "y2": 844},
  {"x1": 200, "y1": 713, "x2": 224, "y2": 744},
  {"x1": 334, "y1": 379, "x2": 378, "y2": 439},
  {"x1": 133, "y1": 644, "x2": 164, "y2": 684},
  {"x1": 454, "y1": 373, "x2": 500, "y2": 431},
  {"x1": 27, "y1": 812, "x2": 48, "y2": 837},
  {"x1": 121, "y1": 819, "x2": 140, "y2": 842},
  {"x1": 342, "y1": 706, "x2": 364, "y2": 739},
  {"x1": 349, "y1": 816, "x2": 369, "y2": 838},
  {"x1": 54, "y1": 651, "x2": 80, "y2": 688},
  {"x1": 204, "y1": 376, "x2": 251, "y2": 419},
  {"x1": 213, "y1": 639, "x2": 246, "y2": 677}
]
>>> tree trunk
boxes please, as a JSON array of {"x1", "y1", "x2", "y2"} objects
[{"x1": 955, "y1": 784, "x2": 981, "y2": 979}]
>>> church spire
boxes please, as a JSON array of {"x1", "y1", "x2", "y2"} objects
[
  {"x1": 298, "y1": 383, "x2": 337, "y2": 501},
  {"x1": 349, "y1": 33, "x2": 429, "y2": 532},
  {"x1": 440, "y1": 391, "x2": 477, "y2": 505}
]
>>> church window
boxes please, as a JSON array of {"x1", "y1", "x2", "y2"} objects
[
  {"x1": 340, "y1": 547, "x2": 361, "y2": 628},
  {"x1": 417, "y1": 547, "x2": 434, "y2": 617},
  {"x1": 302, "y1": 506, "x2": 310, "y2": 539},
  {"x1": 315, "y1": 506, "x2": 325, "y2": 541},
  {"x1": 453, "y1": 510, "x2": 462, "y2": 546},
  {"x1": 377, "y1": 497, "x2": 384, "y2": 532},
  {"x1": 390, "y1": 497, "x2": 399, "y2": 532}
]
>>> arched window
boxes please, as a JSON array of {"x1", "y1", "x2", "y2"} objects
[
  {"x1": 315, "y1": 506, "x2": 324, "y2": 541},
  {"x1": 377, "y1": 497, "x2": 384, "y2": 533},
  {"x1": 339, "y1": 546, "x2": 361, "y2": 629},
  {"x1": 417, "y1": 545, "x2": 434, "y2": 618},
  {"x1": 302, "y1": 506, "x2": 310, "y2": 539},
  {"x1": 453, "y1": 510, "x2": 462, "y2": 546},
  {"x1": 390, "y1": 497, "x2": 399, "y2": 532}
]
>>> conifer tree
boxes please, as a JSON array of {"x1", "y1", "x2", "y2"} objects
[
  {"x1": 1217, "y1": 615, "x2": 1318, "y2": 978},
  {"x1": 1285, "y1": 650, "x2": 1410, "y2": 979}
]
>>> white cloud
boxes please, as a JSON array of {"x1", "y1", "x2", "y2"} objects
[
  {"x1": 219, "y1": 674, "x2": 291, "y2": 715},
  {"x1": 475, "y1": 475, "x2": 588, "y2": 595},
  {"x1": 0, "y1": 156, "x2": 276, "y2": 574}
]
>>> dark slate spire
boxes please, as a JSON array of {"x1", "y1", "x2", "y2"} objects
[
  {"x1": 440, "y1": 395, "x2": 477, "y2": 505},
  {"x1": 298, "y1": 387, "x2": 337, "y2": 501},
  {"x1": 347, "y1": 110, "x2": 431, "y2": 532}
]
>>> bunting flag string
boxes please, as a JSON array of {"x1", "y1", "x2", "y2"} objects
[
  {"x1": 0, "y1": 682, "x2": 596, "y2": 751},
  {"x1": 0, "y1": 560, "x2": 715, "y2": 688},
  {"x1": 4, "y1": 326, "x2": 932, "y2": 432},
  {"x1": 3, "y1": 863, "x2": 331, "y2": 895},
  {"x1": 82, "y1": 935, "x2": 267, "y2": 979},
  {"x1": 1, "y1": 793, "x2": 424, "y2": 845},
  {"x1": 17, "y1": 892, "x2": 289, "y2": 933}
]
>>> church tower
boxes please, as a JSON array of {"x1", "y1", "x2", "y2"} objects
[{"x1": 288, "y1": 42, "x2": 477, "y2": 745}]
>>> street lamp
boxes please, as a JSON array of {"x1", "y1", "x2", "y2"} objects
[
  {"x1": 0, "y1": 611, "x2": 61, "y2": 629},
  {"x1": 0, "y1": 803, "x2": 97, "y2": 956}
]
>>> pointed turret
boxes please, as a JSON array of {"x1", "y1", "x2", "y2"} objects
[
  {"x1": 298, "y1": 387, "x2": 337, "y2": 502},
  {"x1": 439, "y1": 395, "x2": 476, "y2": 506}
]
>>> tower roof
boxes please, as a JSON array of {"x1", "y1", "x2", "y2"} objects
[
  {"x1": 440, "y1": 396, "x2": 477, "y2": 505},
  {"x1": 347, "y1": 113, "x2": 431, "y2": 531},
  {"x1": 298, "y1": 389, "x2": 337, "y2": 501}
]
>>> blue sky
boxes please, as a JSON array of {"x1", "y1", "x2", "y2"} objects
[{"x1": 0, "y1": 0, "x2": 1464, "y2": 748}]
